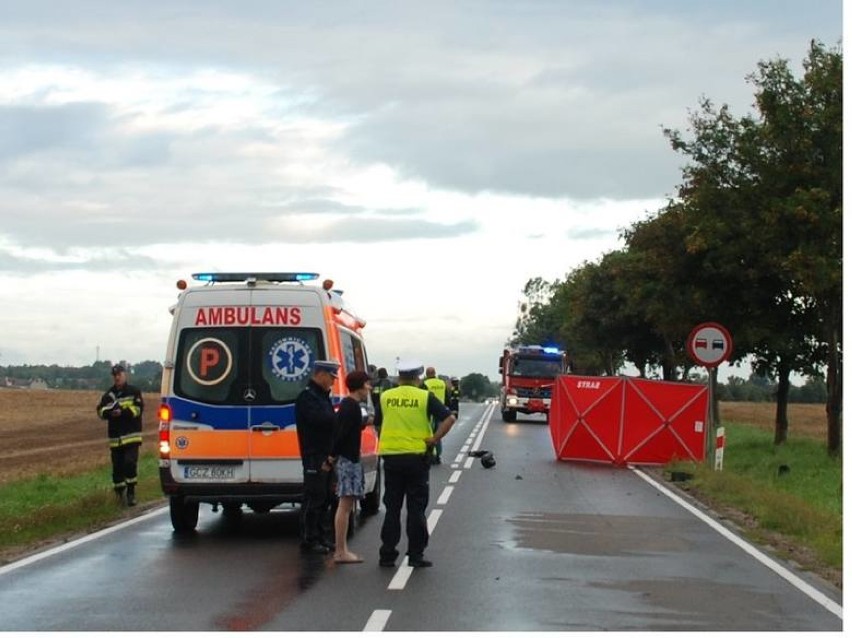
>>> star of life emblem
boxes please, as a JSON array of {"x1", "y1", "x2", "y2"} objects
[{"x1": 268, "y1": 337, "x2": 312, "y2": 382}]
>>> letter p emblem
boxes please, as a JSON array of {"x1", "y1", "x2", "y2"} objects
[
  {"x1": 200, "y1": 347, "x2": 220, "y2": 377},
  {"x1": 186, "y1": 338, "x2": 233, "y2": 386}
]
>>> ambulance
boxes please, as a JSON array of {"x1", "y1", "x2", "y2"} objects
[{"x1": 157, "y1": 272, "x2": 380, "y2": 532}]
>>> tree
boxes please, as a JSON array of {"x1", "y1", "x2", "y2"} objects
[
  {"x1": 556, "y1": 255, "x2": 635, "y2": 376},
  {"x1": 663, "y1": 41, "x2": 842, "y2": 451},
  {"x1": 460, "y1": 373, "x2": 493, "y2": 402},
  {"x1": 511, "y1": 277, "x2": 566, "y2": 348}
]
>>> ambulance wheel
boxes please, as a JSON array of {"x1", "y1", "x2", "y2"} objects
[
  {"x1": 502, "y1": 409, "x2": 517, "y2": 423},
  {"x1": 169, "y1": 496, "x2": 199, "y2": 533},
  {"x1": 360, "y1": 466, "x2": 382, "y2": 516}
]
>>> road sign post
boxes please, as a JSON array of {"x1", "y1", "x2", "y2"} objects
[{"x1": 686, "y1": 322, "x2": 733, "y2": 467}]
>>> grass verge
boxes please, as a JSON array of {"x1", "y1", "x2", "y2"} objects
[
  {"x1": 0, "y1": 452, "x2": 164, "y2": 557},
  {"x1": 666, "y1": 422, "x2": 842, "y2": 582}
]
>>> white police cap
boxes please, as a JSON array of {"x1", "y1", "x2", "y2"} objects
[
  {"x1": 396, "y1": 359, "x2": 424, "y2": 377},
  {"x1": 312, "y1": 359, "x2": 340, "y2": 377}
]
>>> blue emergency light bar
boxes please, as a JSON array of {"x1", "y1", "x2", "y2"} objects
[
  {"x1": 192, "y1": 272, "x2": 320, "y2": 283},
  {"x1": 516, "y1": 345, "x2": 564, "y2": 357}
]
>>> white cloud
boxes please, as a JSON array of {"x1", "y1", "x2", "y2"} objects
[{"x1": 0, "y1": 0, "x2": 840, "y2": 382}]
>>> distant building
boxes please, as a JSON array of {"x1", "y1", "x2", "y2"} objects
[{"x1": 2, "y1": 377, "x2": 49, "y2": 390}]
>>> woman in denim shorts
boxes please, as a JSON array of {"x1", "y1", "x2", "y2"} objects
[{"x1": 330, "y1": 370, "x2": 372, "y2": 563}]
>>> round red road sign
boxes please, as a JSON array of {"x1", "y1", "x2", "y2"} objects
[{"x1": 687, "y1": 322, "x2": 733, "y2": 368}]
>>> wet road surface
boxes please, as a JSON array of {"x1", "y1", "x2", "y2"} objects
[{"x1": 0, "y1": 402, "x2": 842, "y2": 631}]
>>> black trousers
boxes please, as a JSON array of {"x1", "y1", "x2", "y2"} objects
[
  {"x1": 110, "y1": 443, "x2": 140, "y2": 490},
  {"x1": 300, "y1": 455, "x2": 334, "y2": 545},
  {"x1": 380, "y1": 454, "x2": 430, "y2": 560}
]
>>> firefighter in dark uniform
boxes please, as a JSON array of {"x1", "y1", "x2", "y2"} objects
[
  {"x1": 96, "y1": 364, "x2": 144, "y2": 506},
  {"x1": 449, "y1": 377, "x2": 461, "y2": 416},
  {"x1": 375, "y1": 359, "x2": 455, "y2": 568},
  {"x1": 295, "y1": 359, "x2": 340, "y2": 555}
]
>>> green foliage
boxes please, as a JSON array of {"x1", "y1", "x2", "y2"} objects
[
  {"x1": 509, "y1": 41, "x2": 842, "y2": 450},
  {"x1": 715, "y1": 374, "x2": 827, "y2": 403},
  {"x1": 669, "y1": 422, "x2": 841, "y2": 569},
  {"x1": 460, "y1": 372, "x2": 494, "y2": 401},
  {"x1": 0, "y1": 453, "x2": 162, "y2": 552},
  {"x1": 1, "y1": 360, "x2": 163, "y2": 392}
]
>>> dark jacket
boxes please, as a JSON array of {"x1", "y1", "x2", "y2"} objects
[
  {"x1": 332, "y1": 396, "x2": 366, "y2": 463},
  {"x1": 295, "y1": 379, "x2": 336, "y2": 459},
  {"x1": 96, "y1": 383, "x2": 144, "y2": 447}
]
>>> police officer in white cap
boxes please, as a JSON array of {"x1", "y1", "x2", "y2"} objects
[
  {"x1": 295, "y1": 359, "x2": 340, "y2": 554},
  {"x1": 374, "y1": 359, "x2": 455, "y2": 568}
]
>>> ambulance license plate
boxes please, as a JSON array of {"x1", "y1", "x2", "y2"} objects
[{"x1": 183, "y1": 465, "x2": 236, "y2": 480}]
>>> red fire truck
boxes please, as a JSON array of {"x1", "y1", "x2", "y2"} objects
[{"x1": 498, "y1": 345, "x2": 569, "y2": 422}]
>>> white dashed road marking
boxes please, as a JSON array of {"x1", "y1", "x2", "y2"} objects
[{"x1": 377, "y1": 403, "x2": 497, "y2": 626}]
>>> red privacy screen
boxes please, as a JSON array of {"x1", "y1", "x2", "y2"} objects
[{"x1": 549, "y1": 376, "x2": 708, "y2": 466}]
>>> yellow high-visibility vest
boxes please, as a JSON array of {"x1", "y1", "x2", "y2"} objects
[
  {"x1": 423, "y1": 377, "x2": 447, "y2": 403},
  {"x1": 379, "y1": 385, "x2": 432, "y2": 455}
]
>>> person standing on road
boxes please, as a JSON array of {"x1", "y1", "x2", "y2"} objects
[
  {"x1": 375, "y1": 360, "x2": 455, "y2": 568},
  {"x1": 421, "y1": 366, "x2": 449, "y2": 464},
  {"x1": 449, "y1": 377, "x2": 461, "y2": 417},
  {"x1": 295, "y1": 359, "x2": 340, "y2": 555},
  {"x1": 330, "y1": 370, "x2": 373, "y2": 564},
  {"x1": 96, "y1": 363, "x2": 144, "y2": 506},
  {"x1": 369, "y1": 367, "x2": 396, "y2": 430}
]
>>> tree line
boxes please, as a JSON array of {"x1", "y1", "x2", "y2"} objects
[
  {"x1": 1, "y1": 360, "x2": 826, "y2": 408},
  {"x1": 2, "y1": 360, "x2": 505, "y2": 404},
  {"x1": 511, "y1": 41, "x2": 841, "y2": 454},
  {"x1": 1, "y1": 361, "x2": 164, "y2": 393}
]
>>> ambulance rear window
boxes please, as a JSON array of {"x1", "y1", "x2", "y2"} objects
[
  {"x1": 175, "y1": 329, "x2": 240, "y2": 404},
  {"x1": 260, "y1": 328, "x2": 325, "y2": 403},
  {"x1": 174, "y1": 327, "x2": 325, "y2": 405}
]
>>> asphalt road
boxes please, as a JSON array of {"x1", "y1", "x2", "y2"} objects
[{"x1": 0, "y1": 402, "x2": 842, "y2": 631}]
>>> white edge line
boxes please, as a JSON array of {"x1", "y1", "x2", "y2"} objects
[
  {"x1": 363, "y1": 609, "x2": 392, "y2": 631},
  {"x1": 448, "y1": 470, "x2": 462, "y2": 484},
  {"x1": 463, "y1": 457, "x2": 475, "y2": 470},
  {"x1": 631, "y1": 468, "x2": 842, "y2": 620},
  {"x1": 0, "y1": 505, "x2": 169, "y2": 576}
]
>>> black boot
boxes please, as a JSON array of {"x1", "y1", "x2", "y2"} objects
[
  {"x1": 114, "y1": 486, "x2": 126, "y2": 506},
  {"x1": 126, "y1": 484, "x2": 137, "y2": 507}
]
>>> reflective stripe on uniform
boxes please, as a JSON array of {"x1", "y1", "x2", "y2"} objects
[{"x1": 109, "y1": 433, "x2": 143, "y2": 447}]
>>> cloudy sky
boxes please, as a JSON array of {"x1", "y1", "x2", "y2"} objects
[{"x1": 0, "y1": 1, "x2": 841, "y2": 380}]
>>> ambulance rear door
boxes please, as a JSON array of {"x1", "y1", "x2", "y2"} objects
[
  {"x1": 168, "y1": 288, "x2": 253, "y2": 485},
  {"x1": 246, "y1": 287, "x2": 327, "y2": 483}
]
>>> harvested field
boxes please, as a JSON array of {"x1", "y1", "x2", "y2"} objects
[
  {"x1": 0, "y1": 388, "x2": 160, "y2": 484},
  {"x1": 720, "y1": 401, "x2": 827, "y2": 440},
  {"x1": 0, "y1": 389, "x2": 828, "y2": 485}
]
